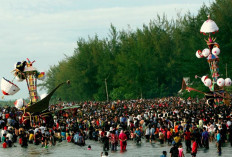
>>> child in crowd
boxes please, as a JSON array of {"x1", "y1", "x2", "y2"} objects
[
  {"x1": 2, "y1": 140, "x2": 7, "y2": 148},
  {"x1": 67, "y1": 134, "x2": 71, "y2": 142},
  {"x1": 178, "y1": 143, "x2": 185, "y2": 157}
]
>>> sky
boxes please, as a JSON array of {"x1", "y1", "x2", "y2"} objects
[{"x1": 0, "y1": 0, "x2": 214, "y2": 101}]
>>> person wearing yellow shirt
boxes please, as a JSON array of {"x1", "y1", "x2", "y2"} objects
[
  {"x1": 29, "y1": 131, "x2": 34, "y2": 144},
  {"x1": 174, "y1": 133, "x2": 181, "y2": 144}
]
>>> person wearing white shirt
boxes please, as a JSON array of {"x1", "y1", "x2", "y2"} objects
[
  {"x1": 6, "y1": 132, "x2": 13, "y2": 141},
  {"x1": 227, "y1": 120, "x2": 231, "y2": 127},
  {"x1": 39, "y1": 126, "x2": 46, "y2": 134},
  {"x1": 199, "y1": 119, "x2": 203, "y2": 129},
  {"x1": 2, "y1": 113, "x2": 5, "y2": 120},
  {"x1": 208, "y1": 123, "x2": 214, "y2": 142},
  {"x1": 145, "y1": 126, "x2": 150, "y2": 141},
  {"x1": 1, "y1": 129, "x2": 7, "y2": 137},
  {"x1": 127, "y1": 119, "x2": 130, "y2": 127},
  {"x1": 34, "y1": 126, "x2": 40, "y2": 135}
]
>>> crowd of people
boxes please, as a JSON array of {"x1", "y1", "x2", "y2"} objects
[{"x1": 0, "y1": 97, "x2": 232, "y2": 156}]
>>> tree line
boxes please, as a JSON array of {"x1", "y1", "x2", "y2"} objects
[{"x1": 41, "y1": 0, "x2": 232, "y2": 101}]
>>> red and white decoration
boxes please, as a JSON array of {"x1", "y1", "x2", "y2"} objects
[
  {"x1": 225, "y1": 78, "x2": 232, "y2": 87},
  {"x1": 14, "y1": 98, "x2": 25, "y2": 109},
  {"x1": 212, "y1": 47, "x2": 220, "y2": 56},
  {"x1": 200, "y1": 17, "x2": 219, "y2": 34},
  {"x1": 196, "y1": 50, "x2": 203, "y2": 58},
  {"x1": 202, "y1": 48, "x2": 210, "y2": 57},
  {"x1": 1, "y1": 77, "x2": 20, "y2": 95},
  {"x1": 217, "y1": 78, "x2": 225, "y2": 87},
  {"x1": 204, "y1": 78, "x2": 212, "y2": 87}
]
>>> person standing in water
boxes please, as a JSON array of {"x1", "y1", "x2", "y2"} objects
[
  {"x1": 184, "y1": 128, "x2": 191, "y2": 152},
  {"x1": 110, "y1": 130, "x2": 118, "y2": 151},
  {"x1": 202, "y1": 127, "x2": 209, "y2": 149},
  {"x1": 160, "y1": 151, "x2": 167, "y2": 157},
  {"x1": 216, "y1": 130, "x2": 222, "y2": 156},
  {"x1": 191, "y1": 138, "x2": 198, "y2": 157},
  {"x1": 170, "y1": 143, "x2": 179, "y2": 157},
  {"x1": 178, "y1": 143, "x2": 185, "y2": 157},
  {"x1": 119, "y1": 130, "x2": 127, "y2": 151}
]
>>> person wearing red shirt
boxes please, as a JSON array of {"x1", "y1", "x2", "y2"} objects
[
  {"x1": 110, "y1": 130, "x2": 118, "y2": 151},
  {"x1": 5, "y1": 113, "x2": 9, "y2": 119},
  {"x1": 191, "y1": 138, "x2": 198, "y2": 157},
  {"x1": 2, "y1": 140, "x2": 7, "y2": 148},
  {"x1": 119, "y1": 130, "x2": 127, "y2": 151},
  {"x1": 96, "y1": 120, "x2": 99, "y2": 126},
  {"x1": 19, "y1": 137, "x2": 22, "y2": 145},
  {"x1": 174, "y1": 124, "x2": 179, "y2": 133},
  {"x1": 184, "y1": 129, "x2": 191, "y2": 152},
  {"x1": 167, "y1": 129, "x2": 172, "y2": 145},
  {"x1": 67, "y1": 134, "x2": 71, "y2": 142}
]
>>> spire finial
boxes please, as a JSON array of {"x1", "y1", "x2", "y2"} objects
[{"x1": 207, "y1": 14, "x2": 210, "y2": 19}]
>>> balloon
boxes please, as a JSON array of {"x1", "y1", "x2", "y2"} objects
[
  {"x1": 40, "y1": 93, "x2": 48, "y2": 100},
  {"x1": 212, "y1": 47, "x2": 220, "y2": 56},
  {"x1": 1, "y1": 77, "x2": 20, "y2": 95},
  {"x1": 14, "y1": 98, "x2": 25, "y2": 109},
  {"x1": 204, "y1": 78, "x2": 212, "y2": 87},
  {"x1": 217, "y1": 78, "x2": 225, "y2": 87},
  {"x1": 201, "y1": 76, "x2": 208, "y2": 83},
  {"x1": 202, "y1": 48, "x2": 210, "y2": 57},
  {"x1": 196, "y1": 50, "x2": 203, "y2": 58},
  {"x1": 225, "y1": 78, "x2": 232, "y2": 86}
]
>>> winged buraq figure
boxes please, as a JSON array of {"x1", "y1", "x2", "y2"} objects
[{"x1": 1, "y1": 58, "x2": 70, "y2": 127}]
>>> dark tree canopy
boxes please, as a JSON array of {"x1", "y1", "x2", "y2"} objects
[{"x1": 41, "y1": 0, "x2": 232, "y2": 101}]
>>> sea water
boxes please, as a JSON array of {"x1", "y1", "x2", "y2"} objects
[{"x1": 0, "y1": 139, "x2": 232, "y2": 157}]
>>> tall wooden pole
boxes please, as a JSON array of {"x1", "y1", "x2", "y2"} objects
[{"x1": 105, "y1": 78, "x2": 109, "y2": 102}]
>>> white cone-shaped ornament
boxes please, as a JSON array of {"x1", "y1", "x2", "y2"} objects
[
  {"x1": 201, "y1": 76, "x2": 208, "y2": 83},
  {"x1": 212, "y1": 47, "x2": 220, "y2": 56},
  {"x1": 196, "y1": 50, "x2": 203, "y2": 58},
  {"x1": 217, "y1": 78, "x2": 225, "y2": 87},
  {"x1": 202, "y1": 48, "x2": 210, "y2": 57},
  {"x1": 1, "y1": 77, "x2": 20, "y2": 95},
  {"x1": 225, "y1": 78, "x2": 232, "y2": 86},
  {"x1": 14, "y1": 98, "x2": 25, "y2": 109},
  {"x1": 204, "y1": 78, "x2": 212, "y2": 87}
]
